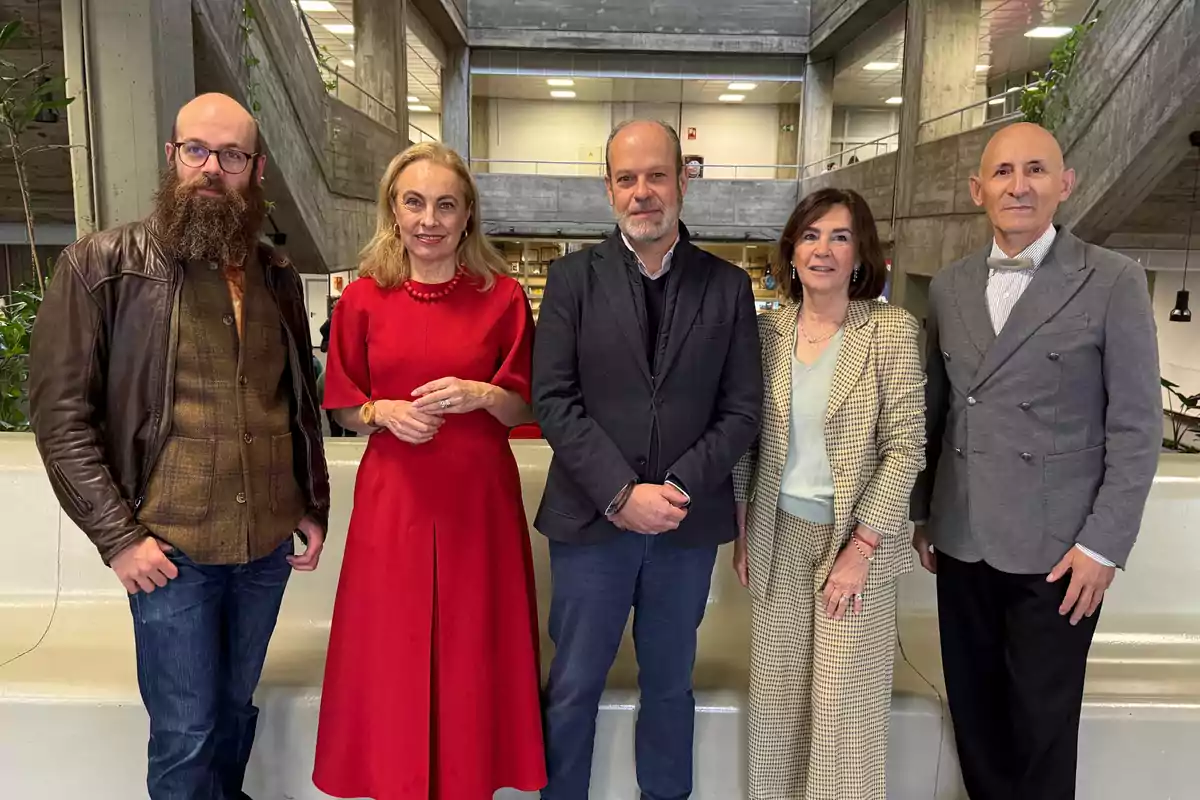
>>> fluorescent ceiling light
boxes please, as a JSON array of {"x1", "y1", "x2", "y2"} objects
[
  {"x1": 988, "y1": 97, "x2": 1006, "y2": 105},
  {"x1": 727, "y1": 82, "x2": 757, "y2": 90},
  {"x1": 298, "y1": 1, "x2": 337, "y2": 11},
  {"x1": 718, "y1": 94, "x2": 745, "y2": 102},
  {"x1": 409, "y1": 104, "x2": 432, "y2": 112},
  {"x1": 863, "y1": 62, "x2": 898, "y2": 71},
  {"x1": 341, "y1": 59, "x2": 355, "y2": 68},
  {"x1": 408, "y1": 96, "x2": 420, "y2": 103},
  {"x1": 547, "y1": 78, "x2": 575, "y2": 87},
  {"x1": 1025, "y1": 26, "x2": 1072, "y2": 38},
  {"x1": 976, "y1": 64, "x2": 991, "y2": 72},
  {"x1": 885, "y1": 96, "x2": 903, "y2": 105},
  {"x1": 323, "y1": 23, "x2": 354, "y2": 34},
  {"x1": 550, "y1": 90, "x2": 576, "y2": 99}
]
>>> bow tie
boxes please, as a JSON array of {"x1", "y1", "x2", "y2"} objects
[{"x1": 987, "y1": 256, "x2": 1036, "y2": 271}]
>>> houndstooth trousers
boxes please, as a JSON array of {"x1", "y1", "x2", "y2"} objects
[{"x1": 747, "y1": 509, "x2": 898, "y2": 800}]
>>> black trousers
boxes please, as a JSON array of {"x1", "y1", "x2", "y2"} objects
[{"x1": 936, "y1": 553, "x2": 1101, "y2": 800}]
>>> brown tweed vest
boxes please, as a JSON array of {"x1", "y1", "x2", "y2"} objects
[{"x1": 137, "y1": 257, "x2": 307, "y2": 564}]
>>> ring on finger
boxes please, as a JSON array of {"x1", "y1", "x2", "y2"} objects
[{"x1": 439, "y1": 398, "x2": 451, "y2": 409}]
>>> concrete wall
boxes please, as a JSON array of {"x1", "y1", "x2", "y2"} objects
[
  {"x1": 466, "y1": 0, "x2": 811, "y2": 53},
  {"x1": 476, "y1": 174, "x2": 797, "y2": 241}
]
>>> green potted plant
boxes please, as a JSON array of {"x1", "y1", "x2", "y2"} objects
[
  {"x1": 0, "y1": 18, "x2": 73, "y2": 430},
  {"x1": 1162, "y1": 378, "x2": 1200, "y2": 453}
]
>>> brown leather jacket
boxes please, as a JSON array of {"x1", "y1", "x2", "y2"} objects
[{"x1": 29, "y1": 220, "x2": 331, "y2": 565}]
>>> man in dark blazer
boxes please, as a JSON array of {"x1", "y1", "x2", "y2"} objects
[
  {"x1": 911, "y1": 122, "x2": 1161, "y2": 800},
  {"x1": 533, "y1": 119, "x2": 762, "y2": 800}
]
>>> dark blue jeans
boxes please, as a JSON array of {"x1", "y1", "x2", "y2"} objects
[
  {"x1": 542, "y1": 533, "x2": 718, "y2": 800},
  {"x1": 128, "y1": 537, "x2": 293, "y2": 800}
]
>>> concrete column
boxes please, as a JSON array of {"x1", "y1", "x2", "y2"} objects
[
  {"x1": 441, "y1": 45, "x2": 470, "y2": 156},
  {"x1": 63, "y1": 0, "x2": 194, "y2": 230},
  {"x1": 469, "y1": 95, "x2": 490, "y2": 172},
  {"x1": 916, "y1": 0, "x2": 983, "y2": 143},
  {"x1": 353, "y1": 0, "x2": 408, "y2": 136},
  {"x1": 776, "y1": 103, "x2": 801, "y2": 180},
  {"x1": 800, "y1": 57, "x2": 834, "y2": 178}
]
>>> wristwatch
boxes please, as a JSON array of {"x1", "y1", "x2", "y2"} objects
[{"x1": 360, "y1": 400, "x2": 377, "y2": 427}]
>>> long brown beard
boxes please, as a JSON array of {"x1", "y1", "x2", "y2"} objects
[{"x1": 151, "y1": 168, "x2": 265, "y2": 265}]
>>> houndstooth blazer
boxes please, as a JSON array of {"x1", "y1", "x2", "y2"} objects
[{"x1": 733, "y1": 300, "x2": 926, "y2": 600}]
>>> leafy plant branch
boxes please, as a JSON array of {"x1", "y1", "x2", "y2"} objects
[
  {"x1": 1019, "y1": 14, "x2": 1099, "y2": 131},
  {"x1": 1162, "y1": 378, "x2": 1200, "y2": 454}
]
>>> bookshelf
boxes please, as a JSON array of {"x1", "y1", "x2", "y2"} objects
[{"x1": 489, "y1": 236, "x2": 783, "y2": 320}]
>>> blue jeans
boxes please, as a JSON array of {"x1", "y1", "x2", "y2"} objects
[
  {"x1": 128, "y1": 536, "x2": 293, "y2": 800},
  {"x1": 542, "y1": 534, "x2": 718, "y2": 800}
]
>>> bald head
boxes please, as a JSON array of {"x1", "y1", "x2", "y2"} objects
[
  {"x1": 970, "y1": 122, "x2": 1075, "y2": 254},
  {"x1": 174, "y1": 93, "x2": 258, "y2": 149},
  {"x1": 979, "y1": 122, "x2": 1064, "y2": 175}
]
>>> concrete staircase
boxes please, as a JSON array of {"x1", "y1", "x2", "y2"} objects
[
  {"x1": 190, "y1": 0, "x2": 401, "y2": 274},
  {"x1": 2, "y1": 435, "x2": 1199, "y2": 799}
]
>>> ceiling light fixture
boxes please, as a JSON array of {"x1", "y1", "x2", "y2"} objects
[
  {"x1": 298, "y1": 1, "x2": 337, "y2": 11},
  {"x1": 988, "y1": 97, "x2": 1006, "y2": 106},
  {"x1": 976, "y1": 64, "x2": 991, "y2": 72},
  {"x1": 409, "y1": 104, "x2": 432, "y2": 112},
  {"x1": 341, "y1": 59, "x2": 355, "y2": 68},
  {"x1": 728, "y1": 82, "x2": 758, "y2": 90},
  {"x1": 408, "y1": 96, "x2": 419, "y2": 103},
  {"x1": 885, "y1": 96, "x2": 903, "y2": 105},
  {"x1": 1025, "y1": 26, "x2": 1073, "y2": 38},
  {"x1": 547, "y1": 78, "x2": 575, "y2": 87},
  {"x1": 323, "y1": 23, "x2": 355, "y2": 34},
  {"x1": 550, "y1": 90, "x2": 576, "y2": 99},
  {"x1": 863, "y1": 62, "x2": 899, "y2": 72},
  {"x1": 718, "y1": 94, "x2": 746, "y2": 102}
]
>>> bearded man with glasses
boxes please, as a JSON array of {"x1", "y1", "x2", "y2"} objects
[{"x1": 29, "y1": 93, "x2": 330, "y2": 800}]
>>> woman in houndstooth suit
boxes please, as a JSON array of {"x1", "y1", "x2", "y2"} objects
[{"x1": 732, "y1": 188, "x2": 926, "y2": 800}]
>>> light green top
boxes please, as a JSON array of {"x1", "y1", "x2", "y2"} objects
[{"x1": 776, "y1": 327, "x2": 842, "y2": 524}]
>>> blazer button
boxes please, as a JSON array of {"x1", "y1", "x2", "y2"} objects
[
  {"x1": 954, "y1": 447, "x2": 964, "y2": 457},
  {"x1": 1048, "y1": 352, "x2": 1061, "y2": 361},
  {"x1": 1021, "y1": 452, "x2": 1033, "y2": 462},
  {"x1": 636, "y1": 457, "x2": 647, "y2": 467},
  {"x1": 238, "y1": 375, "x2": 248, "y2": 386},
  {"x1": 942, "y1": 351, "x2": 951, "y2": 361},
  {"x1": 1019, "y1": 401, "x2": 1031, "y2": 410},
  {"x1": 235, "y1": 492, "x2": 247, "y2": 504},
  {"x1": 967, "y1": 396, "x2": 978, "y2": 406},
  {"x1": 243, "y1": 432, "x2": 254, "y2": 444},
  {"x1": 222, "y1": 313, "x2": 235, "y2": 326}
]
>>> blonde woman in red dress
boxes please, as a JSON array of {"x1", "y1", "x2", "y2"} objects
[{"x1": 313, "y1": 142, "x2": 546, "y2": 799}]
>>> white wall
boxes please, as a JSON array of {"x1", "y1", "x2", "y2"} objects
[
  {"x1": 485, "y1": 99, "x2": 781, "y2": 177},
  {"x1": 409, "y1": 112, "x2": 441, "y2": 142},
  {"x1": 487, "y1": 99, "x2": 611, "y2": 176},
  {"x1": 1152, "y1": 270, "x2": 1200, "y2": 394}
]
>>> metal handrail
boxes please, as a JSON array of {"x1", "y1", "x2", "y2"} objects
[
  {"x1": 470, "y1": 158, "x2": 797, "y2": 171},
  {"x1": 316, "y1": 60, "x2": 397, "y2": 116},
  {"x1": 917, "y1": 83, "x2": 1034, "y2": 128},
  {"x1": 799, "y1": 132, "x2": 898, "y2": 174}
]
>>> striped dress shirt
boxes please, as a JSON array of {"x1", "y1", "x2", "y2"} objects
[{"x1": 986, "y1": 225, "x2": 1115, "y2": 568}]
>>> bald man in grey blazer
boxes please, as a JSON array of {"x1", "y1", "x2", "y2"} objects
[{"x1": 910, "y1": 123, "x2": 1161, "y2": 800}]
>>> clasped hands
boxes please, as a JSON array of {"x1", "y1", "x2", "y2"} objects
[
  {"x1": 607, "y1": 483, "x2": 689, "y2": 534},
  {"x1": 373, "y1": 377, "x2": 494, "y2": 445}
]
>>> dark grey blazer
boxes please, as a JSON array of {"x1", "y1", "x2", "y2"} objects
[
  {"x1": 532, "y1": 224, "x2": 762, "y2": 548},
  {"x1": 911, "y1": 229, "x2": 1161, "y2": 572}
]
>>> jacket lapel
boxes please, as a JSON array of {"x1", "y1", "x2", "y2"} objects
[
  {"x1": 767, "y1": 304, "x2": 800, "y2": 424},
  {"x1": 826, "y1": 300, "x2": 874, "y2": 423},
  {"x1": 972, "y1": 231, "x2": 1091, "y2": 389},
  {"x1": 952, "y1": 248, "x2": 997, "y2": 360},
  {"x1": 655, "y1": 239, "x2": 712, "y2": 388},
  {"x1": 591, "y1": 235, "x2": 653, "y2": 384}
]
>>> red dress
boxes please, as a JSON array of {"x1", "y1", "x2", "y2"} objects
[{"x1": 313, "y1": 274, "x2": 547, "y2": 799}]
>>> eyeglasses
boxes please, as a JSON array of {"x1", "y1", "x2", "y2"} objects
[{"x1": 172, "y1": 141, "x2": 258, "y2": 174}]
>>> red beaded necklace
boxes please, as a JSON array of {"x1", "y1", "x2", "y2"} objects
[{"x1": 403, "y1": 267, "x2": 465, "y2": 302}]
